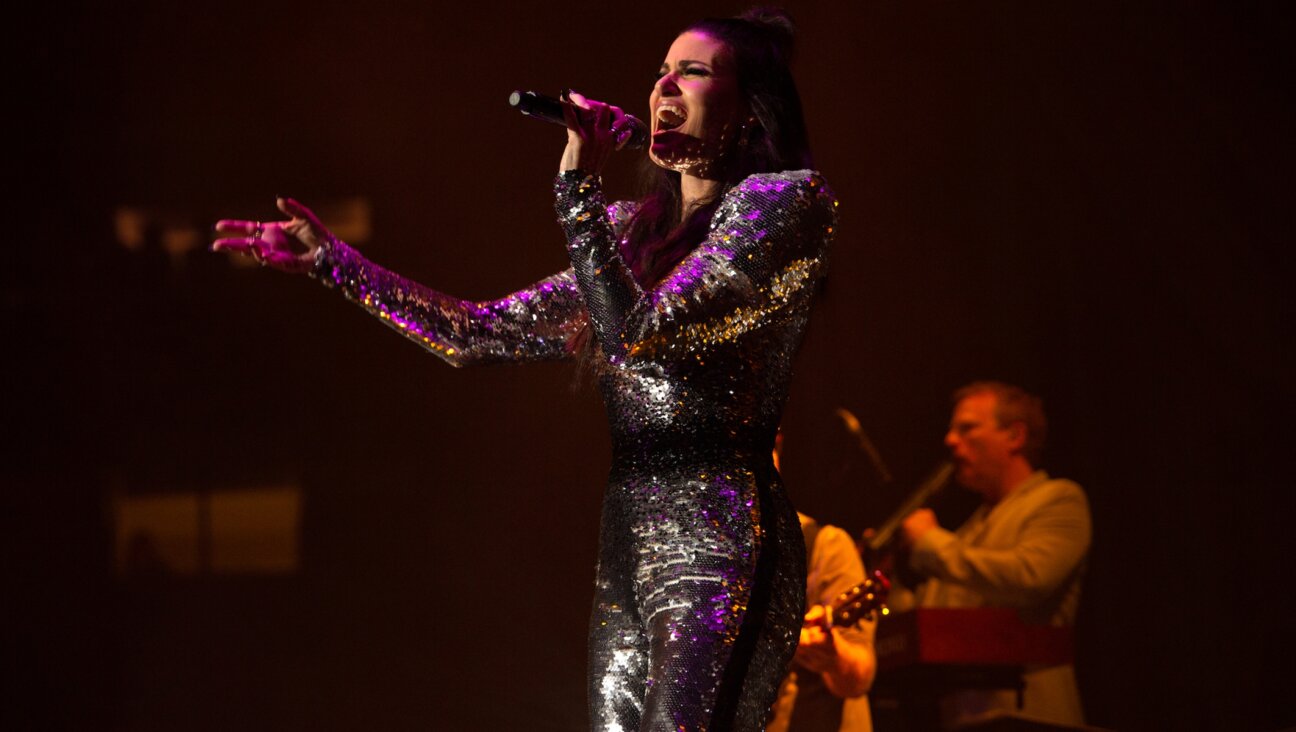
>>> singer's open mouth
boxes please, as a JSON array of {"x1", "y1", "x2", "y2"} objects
[{"x1": 655, "y1": 103, "x2": 687, "y2": 132}]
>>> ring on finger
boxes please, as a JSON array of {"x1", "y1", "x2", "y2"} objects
[{"x1": 251, "y1": 223, "x2": 267, "y2": 264}]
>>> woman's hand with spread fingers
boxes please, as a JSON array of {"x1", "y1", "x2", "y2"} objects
[{"x1": 213, "y1": 197, "x2": 333, "y2": 274}]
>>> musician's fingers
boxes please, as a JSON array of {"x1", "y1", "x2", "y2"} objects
[
  {"x1": 566, "y1": 89, "x2": 591, "y2": 110},
  {"x1": 593, "y1": 101, "x2": 611, "y2": 133},
  {"x1": 214, "y1": 219, "x2": 257, "y2": 235},
  {"x1": 801, "y1": 625, "x2": 830, "y2": 649},
  {"x1": 277, "y1": 196, "x2": 322, "y2": 229},
  {"x1": 608, "y1": 106, "x2": 627, "y2": 136},
  {"x1": 804, "y1": 604, "x2": 827, "y2": 624},
  {"x1": 561, "y1": 91, "x2": 586, "y2": 137},
  {"x1": 814, "y1": 627, "x2": 834, "y2": 648},
  {"x1": 211, "y1": 236, "x2": 255, "y2": 254},
  {"x1": 611, "y1": 117, "x2": 634, "y2": 150},
  {"x1": 574, "y1": 91, "x2": 610, "y2": 132}
]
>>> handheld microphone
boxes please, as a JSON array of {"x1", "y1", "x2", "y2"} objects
[{"x1": 508, "y1": 90, "x2": 649, "y2": 151}]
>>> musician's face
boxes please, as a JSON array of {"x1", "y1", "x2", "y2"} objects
[
  {"x1": 944, "y1": 393, "x2": 1022, "y2": 499},
  {"x1": 648, "y1": 31, "x2": 745, "y2": 177}
]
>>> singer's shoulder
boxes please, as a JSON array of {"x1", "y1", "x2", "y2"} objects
[
  {"x1": 718, "y1": 169, "x2": 837, "y2": 232},
  {"x1": 727, "y1": 169, "x2": 836, "y2": 210}
]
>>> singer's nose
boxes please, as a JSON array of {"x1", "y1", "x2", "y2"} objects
[{"x1": 655, "y1": 71, "x2": 681, "y2": 96}]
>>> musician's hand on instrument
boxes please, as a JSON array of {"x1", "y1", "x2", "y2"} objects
[
  {"x1": 213, "y1": 197, "x2": 332, "y2": 274},
  {"x1": 901, "y1": 508, "x2": 938, "y2": 546},
  {"x1": 794, "y1": 605, "x2": 840, "y2": 673},
  {"x1": 796, "y1": 603, "x2": 878, "y2": 697}
]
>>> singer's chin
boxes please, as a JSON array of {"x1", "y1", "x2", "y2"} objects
[{"x1": 649, "y1": 131, "x2": 707, "y2": 172}]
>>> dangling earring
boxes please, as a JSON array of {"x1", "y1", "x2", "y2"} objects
[{"x1": 738, "y1": 116, "x2": 759, "y2": 151}]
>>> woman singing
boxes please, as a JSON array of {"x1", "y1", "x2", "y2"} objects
[{"x1": 214, "y1": 8, "x2": 838, "y2": 730}]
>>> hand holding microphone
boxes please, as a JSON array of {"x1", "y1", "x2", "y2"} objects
[{"x1": 509, "y1": 90, "x2": 648, "y2": 174}]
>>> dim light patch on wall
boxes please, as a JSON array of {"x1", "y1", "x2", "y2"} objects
[{"x1": 113, "y1": 485, "x2": 302, "y2": 577}]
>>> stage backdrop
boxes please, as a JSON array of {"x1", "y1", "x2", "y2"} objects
[{"x1": 6, "y1": 1, "x2": 1293, "y2": 729}]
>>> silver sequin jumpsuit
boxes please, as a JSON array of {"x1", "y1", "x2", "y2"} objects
[{"x1": 313, "y1": 168, "x2": 838, "y2": 731}]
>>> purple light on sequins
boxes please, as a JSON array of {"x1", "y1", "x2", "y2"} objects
[{"x1": 705, "y1": 593, "x2": 730, "y2": 631}]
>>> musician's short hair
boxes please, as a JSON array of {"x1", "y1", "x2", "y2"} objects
[{"x1": 954, "y1": 381, "x2": 1048, "y2": 465}]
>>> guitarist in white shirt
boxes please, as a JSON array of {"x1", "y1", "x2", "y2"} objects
[{"x1": 768, "y1": 434, "x2": 879, "y2": 732}]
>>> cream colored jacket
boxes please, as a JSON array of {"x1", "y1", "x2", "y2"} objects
[{"x1": 911, "y1": 471, "x2": 1092, "y2": 727}]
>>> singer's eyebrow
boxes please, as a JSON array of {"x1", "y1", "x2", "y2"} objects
[{"x1": 659, "y1": 59, "x2": 714, "y2": 73}]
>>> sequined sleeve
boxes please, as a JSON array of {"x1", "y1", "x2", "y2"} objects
[
  {"x1": 554, "y1": 169, "x2": 837, "y2": 361},
  {"x1": 312, "y1": 239, "x2": 586, "y2": 367}
]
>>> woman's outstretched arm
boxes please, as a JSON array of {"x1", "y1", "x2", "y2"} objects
[{"x1": 214, "y1": 197, "x2": 585, "y2": 367}]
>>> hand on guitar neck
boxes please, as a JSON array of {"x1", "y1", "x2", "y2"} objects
[{"x1": 791, "y1": 571, "x2": 890, "y2": 699}]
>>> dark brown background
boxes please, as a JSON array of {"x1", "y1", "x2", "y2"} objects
[{"x1": 6, "y1": 1, "x2": 1293, "y2": 729}]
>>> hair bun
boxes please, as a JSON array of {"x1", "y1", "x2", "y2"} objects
[{"x1": 739, "y1": 6, "x2": 797, "y2": 53}]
